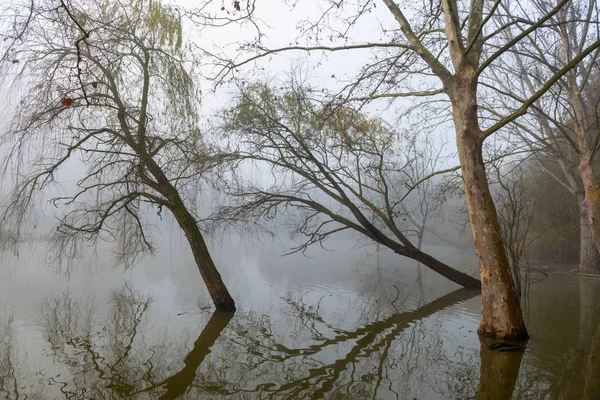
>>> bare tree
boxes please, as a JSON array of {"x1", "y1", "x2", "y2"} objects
[
  {"x1": 196, "y1": 0, "x2": 600, "y2": 338},
  {"x1": 398, "y1": 132, "x2": 451, "y2": 250},
  {"x1": 526, "y1": 157, "x2": 580, "y2": 264},
  {"x1": 0, "y1": 0, "x2": 236, "y2": 310},
  {"x1": 491, "y1": 160, "x2": 539, "y2": 301},
  {"x1": 217, "y1": 81, "x2": 480, "y2": 287},
  {"x1": 485, "y1": 0, "x2": 600, "y2": 273}
]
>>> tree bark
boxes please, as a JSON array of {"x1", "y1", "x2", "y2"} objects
[
  {"x1": 578, "y1": 192, "x2": 600, "y2": 273},
  {"x1": 450, "y1": 73, "x2": 528, "y2": 339},
  {"x1": 170, "y1": 205, "x2": 236, "y2": 312},
  {"x1": 142, "y1": 155, "x2": 237, "y2": 312},
  {"x1": 567, "y1": 68, "x2": 600, "y2": 269},
  {"x1": 579, "y1": 162, "x2": 600, "y2": 273}
]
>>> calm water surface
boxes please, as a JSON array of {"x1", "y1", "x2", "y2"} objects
[{"x1": 0, "y1": 236, "x2": 599, "y2": 399}]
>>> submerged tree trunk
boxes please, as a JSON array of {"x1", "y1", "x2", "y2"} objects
[
  {"x1": 170, "y1": 204, "x2": 236, "y2": 312},
  {"x1": 450, "y1": 75, "x2": 528, "y2": 340},
  {"x1": 580, "y1": 162, "x2": 600, "y2": 274},
  {"x1": 578, "y1": 192, "x2": 600, "y2": 273}
]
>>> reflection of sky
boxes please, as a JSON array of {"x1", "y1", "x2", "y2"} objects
[
  {"x1": 0, "y1": 236, "x2": 482, "y2": 396},
  {"x1": 0, "y1": 231, "x2": 479, "y2": 333},
  {"x1": 1, "y1": 233, "x2": 599, "y2": 398}
]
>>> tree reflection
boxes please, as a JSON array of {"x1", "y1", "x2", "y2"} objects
[
  {"x1": 513, "y1": 276, "x2": 600, "y2": 400},
  {"x1": 540, "y1": 278, "x2": 600, "y2": 400},
  {"x1": 189, "y1": 288, "x2": 480, "y2": 399},
  {"x1": 0, "y1": 315, "x2": 44, "y2": 399},
  {"x1": 580, "y1": 279, "x2": 600, "y2": 400},
  {"x1": 130, "y1": 312, "x2": 234, "y2": 400},
  {"x1": 4, "y1": 276, "x2": 600, "y2": 398},
  {"x1": 40, "y1": 285, "x2": 157, "y2": 398},
  {"x1": 477, "y1": 337, "x2": 525, "y2": 400},
  {"x1": 14, "y1": 282, "x2": 600, "y2": 398},
  {"x1": 26, "y1": 284, "x2": 481, "y2": 399},
  {"x1": 582, "y1": 318, "x2": 600, "y2": 400},
  {"x1": 34, "y1": 284, "x2": 234, "y2": 399}
]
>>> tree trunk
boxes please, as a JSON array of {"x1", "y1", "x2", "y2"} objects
[
  {"x1": 140, "y1": 155, "x2": 236, "y2": 312},
  {"x1": 366, "y1": 216, "x2": 481, "y2": 288},
  {"x1": 578, "y1": 193, "x2": 600, "y2": 273},
  {"x1": 416, "y1": 230, "x2": 424, "y2": 250},
  {"x1": 569, "y1": 72, "x2": 600, "y2": 270},
  {"x1": 396, "y1": 246, "x2": 481, "y2": 288},
  {"x1": 450, "y1": 76, "x2": 528, "y2": 340},
  {"x1": 580, "y1": 162, "x2": 600, "y2": 273},
  {"x1": 171, "y1": 205, "x2": 236, "y2": 311}
]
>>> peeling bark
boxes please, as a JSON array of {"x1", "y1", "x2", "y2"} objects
[{"x1": 450, "y1": 71, "x2": 528, "y2": 339}]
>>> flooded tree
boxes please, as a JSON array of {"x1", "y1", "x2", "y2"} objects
[
  {"x1": 203, "y1": 0, "x2": 600, "y2": 339},
  {"x1": 218, "y1": 81, "x2": 480, "y2": 288},
  {"x1": 0, "y1": 0, "x2": 236, "y2": 310},
  {"x1": 485, "y1": 0, "x2": 600, "y2": 274},
  {"x1": 2, "y1": 273, "x2": 598, "y2": 398}
]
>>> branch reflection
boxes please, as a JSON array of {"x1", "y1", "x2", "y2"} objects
[
  {"x1": 27, "y1": 285, "x2": 481, "y2": 398},
  {"x1": 15, "y1": 283, "x2": 600, "y2": 398}
]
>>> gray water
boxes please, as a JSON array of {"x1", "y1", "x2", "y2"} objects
[{"x1": 0, "y1": 235, "x2": 599, "y2": 399}]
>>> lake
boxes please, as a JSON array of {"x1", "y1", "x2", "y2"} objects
[{"x1": 1, "y1": 235, "x2": 599, "y2": 399}]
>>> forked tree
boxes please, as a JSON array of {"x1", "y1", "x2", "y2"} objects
[
  {"x1": 198, "y1": 0, "x2": 600, "y2": 338},
  {"x1": 0, "y1": 0, "x2": 236, "y2": 310}
]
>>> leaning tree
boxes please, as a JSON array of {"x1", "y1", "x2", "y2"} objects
[
  {"x1": 217, "y1": 81, "x2": 480, "y2": 288},
  {"x1": 0, "y1": 0, "x2": 236, "y2": 310},
  {"x1": 195, "y1": 0, "x2": 600, "y2": 338}
]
